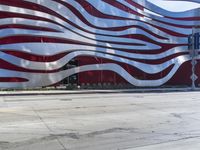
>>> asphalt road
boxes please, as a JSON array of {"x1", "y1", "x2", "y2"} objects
[{"x1": 1, "y1": 91, "x2": 200, "y2": 150}]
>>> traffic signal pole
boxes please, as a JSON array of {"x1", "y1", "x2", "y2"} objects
[
  {"x1": 189, "y1": 27, "x2": 199, "y2": 90},
  {"x1": 191, "y1": 27, "x2": 196, "y2": 90}
]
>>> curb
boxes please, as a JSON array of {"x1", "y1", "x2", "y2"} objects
[{"x1": 0, "y1": 87, "x2": 198, "y2": 96}]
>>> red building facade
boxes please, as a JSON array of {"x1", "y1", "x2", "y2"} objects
[{"x1": 0, "y1": 0, "x2": 199, "y2": 88}]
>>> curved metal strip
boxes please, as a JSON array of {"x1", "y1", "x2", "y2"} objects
[{"x1": 0, "y1": 0, "x2": 198, "y2": 88}]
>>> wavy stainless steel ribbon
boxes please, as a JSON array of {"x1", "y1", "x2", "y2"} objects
[{"x1": 0, "y1": 0, "x2": 199, "y2": 88}]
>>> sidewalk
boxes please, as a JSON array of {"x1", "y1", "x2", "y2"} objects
[
  {"x1": 0, "y1": 87, "x2": 196, "y2": 96},
  {"x1": 1, "y1": 90, "x2": 200, "y2": 150}
]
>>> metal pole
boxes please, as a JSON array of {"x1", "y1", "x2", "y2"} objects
[
  {"x1": 191, "y1": 27, "x2": 195, "y2": 90},
  {"x1": 191, "y1": 27, "x2": 198, "y2": 90}
]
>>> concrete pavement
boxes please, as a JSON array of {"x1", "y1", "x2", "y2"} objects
[
  {"x1": 126, "y1": 137, "x2": 200, "y2": 150},
  {"x1": 1, "y1": 92, "x2": 200, "y2": 149}
]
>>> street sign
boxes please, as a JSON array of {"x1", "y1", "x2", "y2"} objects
[
  {"x1": 194, "y1": 32, "x2": 200, "y2": 50},
  {"x1": 188, "y1": 32, "x2": 200, "y2": 57},
  {"x1": 188, "y1": 32, "x2": 200, "y2": 50}
]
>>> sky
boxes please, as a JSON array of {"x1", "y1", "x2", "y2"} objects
[{"x1": 148, "y1": 0, "x2": 200, "y2": 12}]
